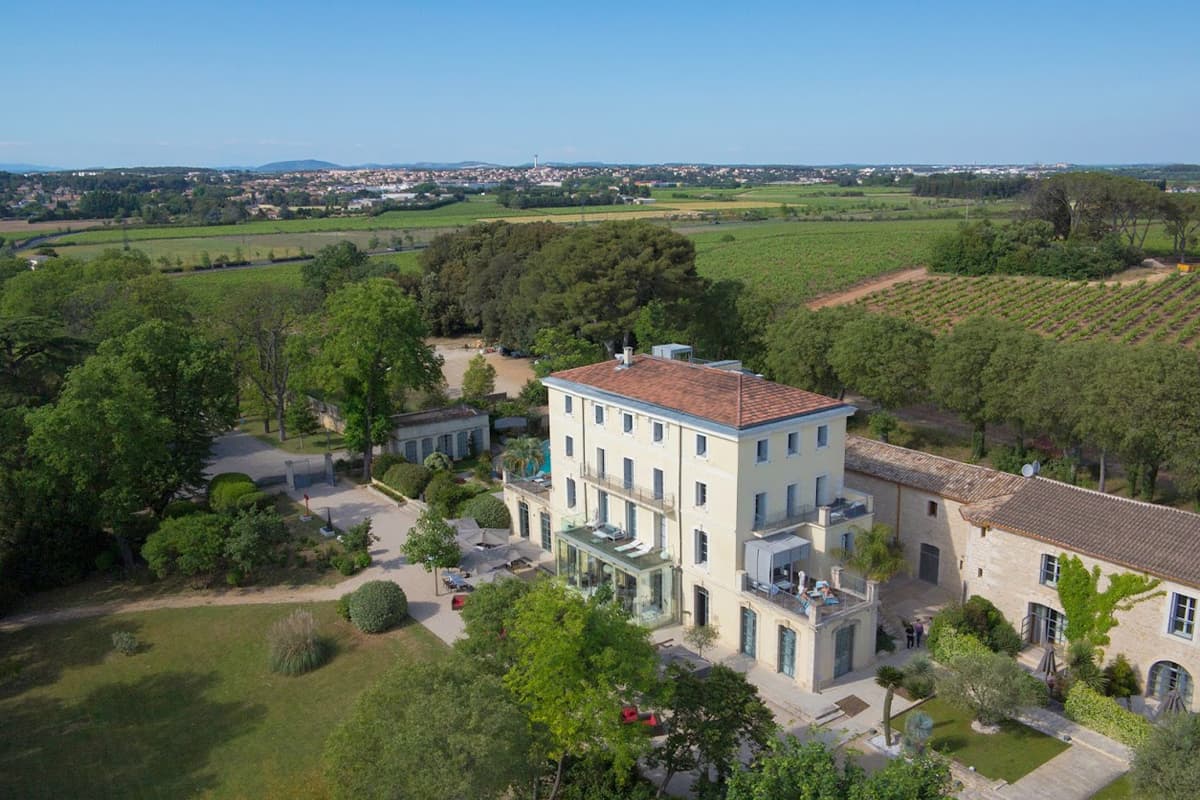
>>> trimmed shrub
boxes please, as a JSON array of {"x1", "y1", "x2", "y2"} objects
[
  {"x1": 382, "y1": 463, "x2": 432, "y2": 499},
  {"x1": 423, "y1": 451, "x2": 453, "y2": 472},
  {"x1": 236, "y1": 490, "x2": 276, "y2": 512},
  {"x1": 163, "y1": 500, "x2": 204, "y2": 519},
  {"x1": 353, "y1": 550, "x2": 371, "y2": 569},
  {"x1": 111, "y1": 631, "x2": 139, "y2": 656},
  {"x1": 1064, "y1": 683, "x2": 1151, "y2": 747},
  {"x1": 336, "y1": 592, "x2": 353, "y2": 621},
  {"x1": 267, "y1": 609, "x2": 330, "y2": 676},
  {"x1": 926, "y1": 595, "x2": 1021, "y2": 657},
  {"x1": 458, "y1": 493, "x2": 511, "y2": 529},
  {"x1": 372, "y1": 453, "x2": 407, "y2": 477},
  {"x1": 340, "y1": 519, "x2": 377, "y2": 554},
  {"x1": 348, "y1": 580, "x2": 408, "y2": 633},
  {"x1": 331, "y1": 554, "x2": 356, "y2": 576},
  {"x1": 425, "y1": 472, "x2": 471, "y2": 514},
  {"x1": 930, "y1": 627, "x2": 991, "y2": 665},
  {"x1": 141, "y1": 513, "x2": 228, "y2": 579},
  {"x1": 208, "y1": 472, "x2": 257, "y2": 513}
]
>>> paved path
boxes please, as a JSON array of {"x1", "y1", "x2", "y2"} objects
[{"x1": 1, "y1": 433, "x2": 478, "y2": 644}]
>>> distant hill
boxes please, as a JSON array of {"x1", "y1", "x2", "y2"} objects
[
  {"x1": 255, "y1": 159, "x2": 342, "y2": 173},
  {"x1": 0, "y1": 163, "x2": 59, "y2": 173}
]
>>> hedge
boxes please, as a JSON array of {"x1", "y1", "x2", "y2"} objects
[
  {"x1": 372, "y1": 453, "x2": 407, "y2": 477},
  {"x1": 425, "y1": 472, "x2": 472, "y2": 514},
  {"x1": 209, "y1": 472, "x2": 257, "y2": 513},
  {"x1": 458, "y1": 493, "x2": 511, "y2": 528},
  {"x1": 348, "y1": 580, "x2": 408, "y2": 633},
  {"x1": 1063, "y1": 683, "x2": 1151, "y2": 748},
  {"x1": 926, "y1": 595, "x2": 1022, "y2": 657},
  {"x1": 381, "y1": 463, "x2": 432, "y2": 499},
  {"x1": 236, "y1": 491, "x2": 276, "y2": 512}
]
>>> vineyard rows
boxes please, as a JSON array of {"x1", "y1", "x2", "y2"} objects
[{"x1": 858, "y1": 273, "x2": 1200, "y2": 348}]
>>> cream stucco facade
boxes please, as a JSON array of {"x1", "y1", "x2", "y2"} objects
[{"x1": 503, "y1": 355, "x2": 883, "y2": 691}]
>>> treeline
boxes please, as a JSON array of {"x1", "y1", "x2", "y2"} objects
[
  {"x1": 0, "y1": 241, "x2": 450, "y2": 607},
  {"x1": 495, "y1": 186, "x2": 620, "y2": 209},
  {"x1": 930, "y1": 220, "x2": 1134, "y2": 279},
  {"x1": 765, "y1": 308, "x2": 1200, "y2": 505},
  {"x1": 417, "y1": 220, "x2": 764, "y2": 363},
  {"x1": 930, "y1": 172, "x2": 1200, "y2": 276},
  {"x1": 912, "y1": 173, "x2": 1032, "y2": 199}
]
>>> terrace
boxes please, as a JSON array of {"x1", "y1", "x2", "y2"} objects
[
  {"x1": 556, "y1": 518, "x2": 676, "y2": 628},
  {"x1": 741, "y1": 530, "x2": 874, "y2": 625},
  {"x1": 751, "y1": 488, "x2": 873, "y2": 535}
]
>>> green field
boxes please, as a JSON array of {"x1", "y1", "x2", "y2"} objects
[
  {"x1": 0, "y1": 602, "x2": 446, "y2": 799},
  {"x1": 691, "y1": 219, "x2": 960, "y2": 298},
  {"x1": 172, "y1": 251, "x2": 422, "y2": 314},
  {"x1": 859, "y1": 272, "x2": 1200, "y2": 347}
]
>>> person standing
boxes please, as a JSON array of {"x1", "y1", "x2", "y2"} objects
[
  {"x1": 904, "y1": 621, "x2": 915, "y2": 649},
  {"x1": 914, "y1": 619, "x2": 925, "y2": 648}
]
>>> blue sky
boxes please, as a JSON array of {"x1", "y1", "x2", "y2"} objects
[{"x1": 4, "y1": 0, "x2": 1197, "y2": 168}]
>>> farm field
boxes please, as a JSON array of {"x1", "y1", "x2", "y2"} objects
[
  {"x1": 857, "y1": 271, "x2": 1200, "y2": 347},
  {"x1": 172, "y1": 251, "x2": 422, "y2": 314},
  {"x1": 0, "y1": 602, "x2": 447, "y2": 799},
  {"x1": 690, "y1": 219, "x2": 961, "y2": 299}
]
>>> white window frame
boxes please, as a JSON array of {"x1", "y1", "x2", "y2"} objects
[
  {"x1": 696, "y1": 433, "x2": 707, "y2": 458},
  {"x1": 1039, "y1": 554, "x2": 1060, "y2": 587},
  {"x1": 695, "y1": 481, "x2": 707, "y2": 508},
  {"x1": 1170, "y1": 592, "x2": 1197, "y2": 639},
  {"x1": 816, "y1": 424, "x2": 829, "y2": 449},
  {"x1": 787, "y1": 431, "x2": 799, "y2": 456},
  {"x1": 652, "y1": 420, "x2": 664, "y2": 444},
  {"x1": 756, "y1": 438, "x2": 769, "y2": 464}
]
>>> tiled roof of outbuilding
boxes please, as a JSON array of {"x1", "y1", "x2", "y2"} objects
[
  {"x1": 846, "y1": 436, "x2": 1200, "y2": 588},
  {"x1": 961, "y1": 479, "x2": 1200, "y2": 588},
  {"x1": 550, "y1": 355, "x2": 847, "y2": 429},
  {"x1": 845, "y1": 436, "x2": 1026, "y2": 503}
]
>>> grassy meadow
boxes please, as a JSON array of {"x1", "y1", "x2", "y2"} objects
[{"x1": 0, "y1": 602, "x2": 447, "y2": 799}]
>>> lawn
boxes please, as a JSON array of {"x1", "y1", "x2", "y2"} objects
[
  {"x1": 896, "y1": 697, "x2": 1069, "y2": 784},
  {"x1": 1090, "y1": 774, "x2": 1142, "y2": 799},
  {"x1": 0, "y1": 602, "x2": 446, "y2": 799},
  {"x1": 239, "y1": 412, "x2": 346, "y2": 456}
]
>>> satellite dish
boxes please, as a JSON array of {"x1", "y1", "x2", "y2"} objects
[{"x1": 1021, "y1": 463, "x2": 1036, "y2": 478}]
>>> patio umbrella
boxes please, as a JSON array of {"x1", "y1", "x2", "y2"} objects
[
  {"x1": 1158, "y1": 689, "x2": 1187, "y2": 718},
  {"x1": 1036, "y1": 644, "x2": 1058, "y2": 679}
]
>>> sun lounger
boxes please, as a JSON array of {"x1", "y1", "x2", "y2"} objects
[{"x1": 614, "y1": 540, "x2": 642, "y2": 553}]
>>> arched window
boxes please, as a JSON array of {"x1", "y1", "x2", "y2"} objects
[{"x1": 1148, "y1": 660, "x2": 1193, "y2": 704}]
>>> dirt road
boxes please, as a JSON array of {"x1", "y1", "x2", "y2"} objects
[{"x1": 807, "y1": 267, "x2": 937, "y2": 309}]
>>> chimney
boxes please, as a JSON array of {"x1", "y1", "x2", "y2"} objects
[{"x1": 623, "y1": 346, "x2": 633, "y2": 367}]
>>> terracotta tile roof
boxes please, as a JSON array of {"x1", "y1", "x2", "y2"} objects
[
  {"x1": 962, "y1": 479, "x2": 1200, "y2": 589},
  {"x1": 845, "y1": 436, "x2": 1026, "y2": 503},
  {"x1": 550, "y1": 355, "x2": 847, "y2": 429},
  {"x1": 845, "y1": 436, "x2": 1200, "y2": 588}
]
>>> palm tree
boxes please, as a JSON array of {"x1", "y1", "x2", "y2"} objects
[
  {"x1": 836, "y1": 523, "x2": 907, "y2": 582},
  {"x1": 501, "y1": 436, "x2": 545, "y2": 479},
  {"x1": 876, "y1": 665, "x2": 906, "y2": 747}
]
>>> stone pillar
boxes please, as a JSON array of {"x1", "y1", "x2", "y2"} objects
[
  {"x1": 324, "y1": 453, "x2": 335, "y2": 485},
  {"x1": 285, "y1": 460, "x2": 297, "y2": 491}
]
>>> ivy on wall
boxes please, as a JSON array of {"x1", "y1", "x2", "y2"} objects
[{"x1": 1056, "y1": 553, "x2": 1162, "y2": 649}]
